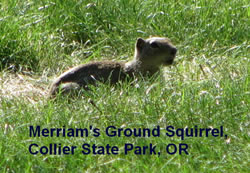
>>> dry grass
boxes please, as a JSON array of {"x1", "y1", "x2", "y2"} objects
[{"x1": 0, "y1": 72, "x2": 49, "y2": 104}]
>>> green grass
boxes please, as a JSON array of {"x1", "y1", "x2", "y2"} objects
[{"x1": 0, "y1": 0, "x2": 249, "y2": 172}]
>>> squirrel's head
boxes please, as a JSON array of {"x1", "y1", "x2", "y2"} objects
[{"x1": 135, "y1": 37, "x2": 177, "y2": 66}]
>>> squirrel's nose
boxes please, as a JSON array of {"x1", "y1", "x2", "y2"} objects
[{"x1": 171, "y1": 47, "x2": 177, "y2": 55}]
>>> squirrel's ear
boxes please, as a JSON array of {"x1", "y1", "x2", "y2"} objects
[{"x1": 136, "y1": 38, "x2": 146, "y2": 50}]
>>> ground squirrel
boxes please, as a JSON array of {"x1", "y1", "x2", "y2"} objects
[{"x1": 49, "y1": 37, "x2": 177, "y2": 97}]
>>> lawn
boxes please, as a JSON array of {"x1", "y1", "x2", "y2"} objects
[{"x1": 0, "y1": 0, "x2": 249, "y2": 172}]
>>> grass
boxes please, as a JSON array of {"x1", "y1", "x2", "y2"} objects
[{"x1": 0, "y1": 0, "x2": 249, "y2": 172}]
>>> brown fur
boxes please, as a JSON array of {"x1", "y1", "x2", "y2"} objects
[{"x1": 48, "y1": 37, "x2": 177, "y2": 97}]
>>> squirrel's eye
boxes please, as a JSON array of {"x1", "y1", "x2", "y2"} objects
[{"x1": 150, "y1": 42, "x2": 159, "y2": 48}]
